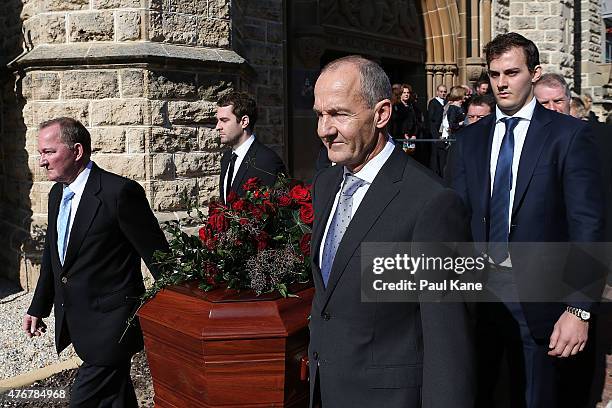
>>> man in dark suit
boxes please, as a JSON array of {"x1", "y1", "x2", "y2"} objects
[
  {"x1": 23, "y1": 117, "x2": 169, "y2": 407},
  {"x1": 309, "y1": 55, "x2": 474, "y2": 407},
  {"x1": 451, "y1": 33, "x2": 605, "y2": 407},
  {"x1": 216, "y1": 92, "x2": 286, "y2": 203}
]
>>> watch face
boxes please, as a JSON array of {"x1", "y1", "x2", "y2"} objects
[{"x1": 580, "y1": 310, "x2": 590, "y2": 320}]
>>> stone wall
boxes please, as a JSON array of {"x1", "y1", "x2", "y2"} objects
[
  {"x1": 492, "y1": 0, "x2": 510, "y2": 37},
  {"x1": 5, "y1": 0, "x2": 252, "y2": 288},
  {"x1": 232, "y1": 0, "x2": 285, "y2": 156}
]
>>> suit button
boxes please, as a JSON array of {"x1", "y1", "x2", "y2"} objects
[
  {"x1": 61, "y1": 303, "x2": 64, "y2": 307},
  {"x1": 61, "y1": 277, "x2": 67, "y2": 284},
  {"x1": 313, "y1": 352, "x2": 319, "y2": 361},
  {"x1": 321, "y1": 312, "x2": 330, "y2": 321}
]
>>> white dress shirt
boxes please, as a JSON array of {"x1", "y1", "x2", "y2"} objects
[
  {"x1": 318, "y1": 137, "x2": 396, "y2": 267},
  {"x1": 62, "y1": 160, "x2": 93, "y2": 247},
  {"x1": 223, "y1": 134, "x2": 255, "y2": 202}
]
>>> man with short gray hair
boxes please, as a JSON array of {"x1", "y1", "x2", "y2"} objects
[{"x1": 534, "y1": 73, "x2": 571, "y2": 114}]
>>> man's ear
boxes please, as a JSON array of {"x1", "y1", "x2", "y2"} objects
[
  {"x1": 73, "y1": 143, "x2": 85, "y2": 162},
  {"x1": 531, "y1": 65, "x2": 543, "y2": 83},
  {"x1": 374, "y1": 99, "x2": 392, "y2": 129},
  {"x1": 240, "y1": 115, "x2": 250, "y2": 130}
]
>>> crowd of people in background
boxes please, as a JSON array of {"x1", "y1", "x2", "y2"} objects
[{"x1": 387, "y1": 70, "x2": 607, "y2": 180}]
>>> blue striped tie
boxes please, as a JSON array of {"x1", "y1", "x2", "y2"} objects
[
  {"x1": 488, "y1": 117, "x2": 520, "y2": 263},
  {"x1": 57, "y1": 186, "x2": 75, "y2": 265}
]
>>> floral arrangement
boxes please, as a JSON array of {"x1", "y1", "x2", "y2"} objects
[{"x1": 146, "y1": 176, "x2": 313, "y2": 300}]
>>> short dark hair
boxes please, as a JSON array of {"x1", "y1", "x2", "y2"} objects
[
  {"x1": 484, "y1": 32, "x2": 540, "y2": 72},
  {"x1": 320, "y1": 55, "x2": 392, "y2": 109},
  {"x1": 217, "y1": 91, "x2": 258, "y2": 132},
  {"x1": 39, "y1": 117, "x2": 91, "y2": 156},
  {"x1": 468, "y1": 94, "x2": 495, "y2": 112},
  {"x1": 476, "y1": 78, "x2": 489, "y2": 88}
]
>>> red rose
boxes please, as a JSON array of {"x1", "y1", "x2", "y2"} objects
[
  {"x1": 254, "y1": 190, "x2": 263, "y2": 199},
  {"x1": 199, "y1": 226, "x2": 216, "y2": 250},
  {"x1": 232, "y1": 199, "x2": 246, "y2": 211},
  {"x1": 239, "y1": 217, "x2": 249, "y2": 226},
  {"x1": 251, "y1": 206, "x2": 263, "y2": 220},
  {"x1": 299, "y1": 203, "x2": 314, "y2": 224},
  {"x1": 255, "y1": 231, "x2": 270, "y2": 250},
  {"x1": 261, "y1": 199, "x2": 275, "y2": 214},
  {"x1": 198, "y1": 227, "x2": 207, "y2": 242},
  {"x1": 226, "y1": 190, "x2": 238, "y2": 204},
  {"x1": 299, "y1": 233, "x2": 312, "y2": 257},
  {"x1": 203, "y1": 261, "x2": 220, "y2": 285},
  {"x1": 208, "y1": 212, "x2": 229, "y2": 232},
  {"x1": 278, "y1": 195, "x2": 292, "y2": 207},
  {"x1": 243, "y1": 177, "x2": 261, "y2": 191},
  {"x1": 290, "y1": 185, "x2": 311, "y2": 203},
  {"x1": 209, "y1": 201, "x2": 225, "y2": 215}
]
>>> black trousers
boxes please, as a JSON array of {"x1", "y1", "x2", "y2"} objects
[{"x1": 70, "y1": 360, "x2": 137, "y2": 408}]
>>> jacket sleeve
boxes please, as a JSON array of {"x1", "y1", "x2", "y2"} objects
[
  {"x1": 117, "y1": 180, "x2": 169, "y2": 279},
  {"x1": 27, "y1": 229, "x2": 55, "y2": 318}
]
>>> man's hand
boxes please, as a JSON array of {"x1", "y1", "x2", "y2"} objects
[
  {"x1": 23, "y1": 314, "x2": 47, "y2": 338},
  {"x1": 548, "y1": 311, "x2": 588, "y2": 357}
]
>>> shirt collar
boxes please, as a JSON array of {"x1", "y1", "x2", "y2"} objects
[
  {"x1": 233, "y1": 134, "x2": 255, "y2": 159},
  {"x1": 436, "y1": 97, "x2": 445, "y2": 105},
  {"x1": 495, "y1": 96, "x2": 537, "y2": 123},
  {"x1": 67, "y1": 160, "x2": 93, "y2": 195},
  {"x1": 344, "y1": 136, "x2": 396, "y2": 185}
]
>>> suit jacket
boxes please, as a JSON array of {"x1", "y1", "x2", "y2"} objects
[
  {"x1": 309, "y1": 146, "x2": 475, "y2": 408},
  {"x1": 28, "y1": 163, "x2": 169, "y2": 366},
  {"x1": 450, "y1": 103, "x2": 605, "y2": 339},
  {"x1": 427, "y1": 98, "x2": 445, "y2": 139},
  {"x1": 219, "y1": 138, "x2": 286, "y2": 202}
]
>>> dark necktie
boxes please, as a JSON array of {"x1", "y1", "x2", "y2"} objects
[
  {"x1": 488, "y1": 117, "x2": 521, "y2": 263},
  {"x1": 225, "y1": 153, "x2": 237, "y2": 203}
]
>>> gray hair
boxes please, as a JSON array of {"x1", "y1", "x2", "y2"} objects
[
  {"x1": 535, "y1": 73, "x2": 571, "y2": 99},
  {"x1": 39, "y1": 117, "x2": 92, "y2": 156},
  {"x1": 321, "y1": 55, "x2": 392, "y2": 108}
]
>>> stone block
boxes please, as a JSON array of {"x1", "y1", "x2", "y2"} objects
[
  {"x1": 147, "y1": 71, "x2": 197, "y2": 99},
  {"x1": 126, "y1": 128, "x2": 146, "y2": 152},
  {"x1": 69, "y1": 11, "x2": 114, "y2": 42},
  {"x1": 539, "y1": 42, "x2": 560, "y2": 52},
  {"x1": 242, "y1": 0, "x2": 281, "y2": 21},
  {"x1": 150, "y1": 126, "x2": 197, "y2": 152},
  {"x1": 169, "y1": 0, "x2": 205, "y2": 14},
  {"x1": 197, "y1": 126, "x2": 220, "y2": 150},
  {"x1": 197, "y1": 175, "x2": 219, "y2": 203},
  {"x1": 121, "y1": 70, "x2": 145, "y2": 97},
  {"x1": 249, "y1": 43, "x2": 282, "y2": 66},
  {"x1": 509, "y1": 3, "x2": 524, "y2": 15},
  {"x1": 174, "y1": 152, "x2": 220, "y2": 177},
  {"x1": 93, "y1": 153, "x2": 146, "y2": 180},
  {"x1": 158, "y1": 13, "x2": 198, "y2": 45},
  {"x1": 242, "y1": 23, "x2": 266, "y2": 42},
  {"x1": 150, "y1": 179, "x2": 198, "y2": 211},
  {"x1": 196, "y1": 75, "x2": 234, "y2": 101},
  {"x1": 266, "y1": 107, "x2": 283, "y2": 126},
  {"x1": 510, "y1": 16, "x2": 535, "y2": 30},
  {"x1": 24, "y1": 101, "x2": 89, "y2": 127},
  {"x1": 91, "y1": 100, "x2": 146, "y2": 125},
  {"x1": 23, "y1": 72, "x2": 60, "y2": 100},
  {"x1": 167, "y1": 101, "x2": 216, "y2": 124},
  {"x1": 116, "y1": 11, "x2": 142, "y2": 41},
  {"x1": 525, "y1": 3, "x2": 547, "y2": 14},
  {"x1": 545, "y1": 31, "x2": 564, "y2": 42},
  {"x1": 42, "y1": 0, "x2": 88, "y2": 11},
  {"x1": 208, "y1": 0, "x2": 229, "y2": 19},
  {"x1": 28, "y1": 156, "x2": 47, "y2": 183},
  {"x1": 62, "y1": 71, "x2": 119, "y2": 99},
  {"x1": 267, "y1": 22, "x2": 282, "y2": 43},
  {"x1": 257, "y1": 86, "x2": 283, "y2": 107},
  {"x1": 254, "y1": 126, "x2": 284, "y2": 146},
  {"x1": 539, "y1": 52, "x2": 550, "y2": 64},
  {"x1": 89, "y1": 127, "x2": 126, "y2": 153},
  {"x1": 151, "y1": 153, "x2": 175, "y2": 179},
  {"x1": 34, "y1": 14, "x2": 66, "y2": 44},
  {"x1": 94, "y1": 0, "x2": 142, "y2": 8},
  {"x1": 537, "y1": 16, "x2": 562, "y2": 31},
  {"x1": 148, "y1": 12, "x2": 164, "y2": 41},
  {"x1": 149, "y1": 100, "x2": 168, "y2": 125},
  {"x1": 197, "y1": 18, "x2": 230, "y2": 47}
]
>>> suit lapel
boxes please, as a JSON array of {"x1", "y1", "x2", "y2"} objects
[
  {"x1": 232, "y1": 140, "x2": 259, "y2": 194},
  {"x1": 322, "y1": 147, "x2": 405, "y2": 307},
  {"x1": 511, "y1": 103, "x2": 552, "y2": 217},
  {"x1": 62, "y1": 164, "x2": 101, "y2": 274}
]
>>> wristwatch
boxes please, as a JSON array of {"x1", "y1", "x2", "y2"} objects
[{"x1": 566, "y1": 306, "x2": 591, "y2": 322}]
